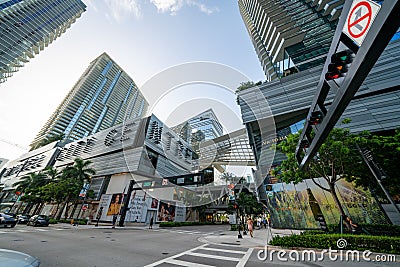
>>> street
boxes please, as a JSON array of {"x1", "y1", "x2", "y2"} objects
[{"x1": 0, "y1": 224, "x2": 399, "y2": 267}]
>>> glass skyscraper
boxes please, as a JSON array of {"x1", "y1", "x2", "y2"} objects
[
  {"x1": 0, "y1": 0, "x2": 86, "y2": 83},
  {"x1": 172, "y1": 109, "x2": 223, "y2": 152},
  {"x1": 30, "y1": 53, "x2": 148, "y2": 149},
  {"x1": 238, "y1": 0, "x2": 342, "y2": 81}
]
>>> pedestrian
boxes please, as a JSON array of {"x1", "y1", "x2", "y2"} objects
[
  {"x1": 95, "y1": 207, "x2": 103, "y2": 227},
  {"x1": 262, "y1": 217, "x2": 267, "y2": 229},
  {"x1": 247, "y1": 217, "x2": 254, "y2": 238},
  {"x1": 257, "y1": 217, "x2": 262, "y2": 229},
  {"x1": 149, "y1": 216, "x2": 154, "y2": 229},
  {"x1": 112, "y1": 214, "x2": 118, "y2": 228}
]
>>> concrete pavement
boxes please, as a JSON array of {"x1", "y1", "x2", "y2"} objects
[{"x1": 56, "y1": 222, "x2": 302, "y2": 249}]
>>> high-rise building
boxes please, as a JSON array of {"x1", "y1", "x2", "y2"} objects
[
  {"x1": 238, "y1": 0, "x2": 343, "y2": 81},
  {"x1": 30, "y1": 53, "x2": 148, "y2": 149},
  {"x1": 172, "y1": 109, "x2": 223, "y2": 151},
  {"x1": 0, "y1": 0, "x2": 86, "y2": 83}
]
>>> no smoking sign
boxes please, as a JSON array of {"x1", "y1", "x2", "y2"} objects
[{"x1": 343, "y1": 0, "x2": 381, "y2": 47}]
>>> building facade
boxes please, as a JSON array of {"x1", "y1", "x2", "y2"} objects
[
  {"x1": 172, "y1": 109, "x2": 223, "y2": 152},
  {"x1": 238, "y1": 0, "x2": 343, "y2": 81},
  {"x1": 0, "y1": 114, "x2": 197, "y2": 223},
  {"x1": 30, "y1": 53, "x2": 148, "y2": 149},
  {"x1": 0, "y1": 0, "x2": 86, "y2": 83}
]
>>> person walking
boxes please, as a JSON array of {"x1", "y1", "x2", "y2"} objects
[
  {"x1": 95, "y1": 207, "x2": 103, "y2": 227},
  {"x1": 149, "y1": 216, "x2": 154, "y2": 229},
  {"x1": 112, "y1": 214, "x2": 118, "y2": 228},
  {"x1": 247, "y1": 217, "x2": 254, "y2": 238}
]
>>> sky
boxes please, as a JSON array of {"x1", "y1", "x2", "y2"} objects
[{"x1": 0, "y1": 0, "x2": 266, "y2": 160}]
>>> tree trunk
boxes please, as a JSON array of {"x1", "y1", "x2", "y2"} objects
[
  {"x1": 329, "y1": 182, "x2": 351, "y2": 230},
  {"x1": 57, "y1": 195, "x2": 70, "y2": 220}
]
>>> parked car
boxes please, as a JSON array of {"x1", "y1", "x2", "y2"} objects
[
  {"x1": 27, "y1": 215, "x2": 49, "y2": 227},
  {"x1": 16, "y1": 214, "x2": 30, "y2": 224},
  {"x1": 0, "y1": 249, "x2": 40, "y2": 267},
  {"x1": 0, "y1": 213, "x2": 17, "y2": 228}
]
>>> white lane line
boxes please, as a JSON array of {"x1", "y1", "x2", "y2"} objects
[
  {"x1": 198, "y1": 247, "x2": 246, "y2": 254},
  {"x1": 186, "y1": 251, "x2": 240, "y2": 262},
  {"x1": 143, "y1": 244, "x2": 209, "y2": 267},
  {"x1": 236, "y1": 247, "x2": 253, "y2": 267},
  {"x1": 165, "y1": 259, "x2": 215, "y2": 267}
]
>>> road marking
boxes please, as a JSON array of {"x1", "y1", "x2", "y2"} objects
[
  {"x1": 165, "y1": 259, "x2": 214, "y2": 267},
  {"x1": 144, "y1": 243, "x2": 253, "y2": 267},
  {"x1": 186, "y1": 251, "x2": 241, "y2": 261},
  {"x1": 237, "y1": 247, "x2": 254, "y2": 267},
  {"x1": 199, "y1": 247, "x2": 246, "y2": 254}
]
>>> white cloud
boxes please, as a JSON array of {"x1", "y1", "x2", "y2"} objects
[
  {"x1": 149, "y1": 0, "x2": 184, "y2": 15},
  {"x1": 187, "y1": 0, "x2": 218, "y2": 15},
  {"x1": 87, "y1": 0, "x2": 218, "y2": 22},
  {"x1": 103, "y1": 0, "x2": 142, "y2": 21},
  {"x1": 149, "y1": 0, "x2": 218, "y2": 15}
]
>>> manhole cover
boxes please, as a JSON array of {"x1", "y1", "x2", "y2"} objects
[{"x1": 41, "y1": 240, "x2": 47, "y2": 243}]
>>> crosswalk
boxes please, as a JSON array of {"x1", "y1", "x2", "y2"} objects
[
  {"x1": 145, "y1": 243, "x2": 253, "y2": 267},
  {"x1": 155, "y1": 228, "x2": 225, "y2": 236}
]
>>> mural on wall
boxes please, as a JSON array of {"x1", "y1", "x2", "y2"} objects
[{"x1": 264, "y1": 179, "x2": 389, "y2": 229}]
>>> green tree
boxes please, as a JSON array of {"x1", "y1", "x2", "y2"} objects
[
  {"x1": 56, "y1": 158, "x2": 96, "y2": 220},
  {"x1": 355, "y1": 129, "x2": 400, "y2": 200},
  {"x1": 236, "y1": 192, "x2": 263, "y2": 215},
  {"x1": 272, "y1": 127, "x2": 370, "y2": 223}
]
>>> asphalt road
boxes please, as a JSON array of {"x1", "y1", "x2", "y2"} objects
[{"x1": 0, "y1": 224, "x2": 399, "y2": 267}]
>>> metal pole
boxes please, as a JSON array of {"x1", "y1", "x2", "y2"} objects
[
  {"x1": 118, "y1": 179, "x2": 136, "y2": 227},
  {"x1": 237, "y1": 208, "x2": 242, "y2": 239}
]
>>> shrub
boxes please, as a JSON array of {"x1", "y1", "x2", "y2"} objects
[
  {"x1": 270, "y1": 233, "x2": 400, "y2": 254},
  {"x1": 49, "y1": 218, "x2": 58, "y2": 224}
]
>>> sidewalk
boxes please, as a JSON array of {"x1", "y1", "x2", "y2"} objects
[{"x1": 199, "y1": 227, "x2": 302, "y2": 248}]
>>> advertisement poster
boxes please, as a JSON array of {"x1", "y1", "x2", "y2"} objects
[
  {"x1": 127, "y1": 192, "x2": 146, "y2": 222},
  {"x1": 106, "y1": 193, "x2": 123, "y2": 216},
  {"x1": 150, "y1": 198, "x2": 159, "y2": 210},
  {"x1": 175, "y1": 205, "x2": 186, "y2": 222},
  {"x1": 158, "y1": 201, "x2": 175, "y2": 222}
]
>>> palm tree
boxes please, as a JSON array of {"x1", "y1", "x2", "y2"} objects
[
  {"x1": 72, "y1": 158, "x2": 96, "y2": 184},
  {"x1": 13, "y1": 172, "x2": 46, "y2": 194},
  {"x1": 43, "y1": 166, "x2": 62, "y2": 182},
  {"x1": 13, "y1": 172, "x2": 47, "y2": 214}
]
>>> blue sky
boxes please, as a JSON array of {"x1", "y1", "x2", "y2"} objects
[{"x1": 0, "y1": 0, "x2": 265, "y2": 160}]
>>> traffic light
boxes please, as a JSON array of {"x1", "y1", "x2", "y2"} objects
[
  {"x1": 299, "y1": 139, "x2": 310, "y2": 149},
  {"x1": 325, "y1": 49, "x2": 355, "y2": 80},
  {"x1": 309, "y1": 111, "x2": 324, "y2": 125},
  {"x1": 233, "y1": 203, "x2": 238, "y2": 209}
]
